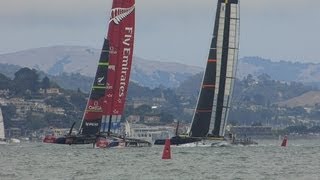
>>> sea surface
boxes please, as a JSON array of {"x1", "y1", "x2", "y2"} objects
[{"x1": 0, "y1": 138, "x2": 319, "y2": 180}]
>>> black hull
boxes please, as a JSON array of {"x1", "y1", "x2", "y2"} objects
[
  {"x1": 155, "y1": 136, "x2": 259, "y2": 146},
  {"x1": 55, "y1": 135, "x2": 96, "y2": 145},
  {"x1": 154, "y1": 136, "x2": 201, "y2": 145}
]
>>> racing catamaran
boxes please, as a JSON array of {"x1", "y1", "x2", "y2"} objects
[
  {"x1": 44, "y1": 0, "x2": 150, "y2": 147},
  {"x1": 155, "y1": 0, "x2": 240, "y2": 146}
]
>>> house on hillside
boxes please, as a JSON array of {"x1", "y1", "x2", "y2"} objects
[
  {"x1": 46, "y1": 88, "x2": 60, "y2": 95},
  {"x1": 39, "y1": 88, "x2": 61, "y2": 95},
  {"x1": 0, "y1": 89, "x2": 10, "y2": 97},
  {"x1": 144, "y1": 116, "x2": 160, "y2": 124}
]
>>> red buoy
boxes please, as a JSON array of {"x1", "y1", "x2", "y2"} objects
[
  {"x1": 281, "y1": 136, "x2": 288, "y2": 147},
  {"x1": 162, "y1": 138, "x2": 171, "y2": 159}
]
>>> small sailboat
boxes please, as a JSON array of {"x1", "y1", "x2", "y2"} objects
[
  {"x1": 0, "y1": 107, "x2": 21, "y2": 144},
  {"x1": 155, "y1": 0, "x2": 245, "y2": 146},
  {"x1": 0, "y1": 107, "x2": 7, "y2": 144}
]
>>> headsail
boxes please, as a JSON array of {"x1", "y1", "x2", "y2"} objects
[
  {"x1": 189, "y1": 0, "x2": 240, "y2": 137},
  {"x1": 79, "y1": 0, "x2": 135, "y2": 136}
]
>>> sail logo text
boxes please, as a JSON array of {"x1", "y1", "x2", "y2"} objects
[
  {"x1": 97, "y1": 77, "x2": 104, "y2": 85},
  {"x1": 88, "y1": 101, "x2": 102, "y2": 112},
  {"x1": 109, "y1": 46, "x2": 117, "y2": 54},
  {"x1": 85, "y1": 122, "x2": 99, "y2": 127},
  {"x1": 119, "y1": 27, "x2": 133, "y2": 97},
  {"x1": 110, "y1": 5, "x2": 135, "y2": 25}
]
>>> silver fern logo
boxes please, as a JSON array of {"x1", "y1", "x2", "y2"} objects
[{"x1": 110, "y1": 4, "x2": 135, "y2": 25}]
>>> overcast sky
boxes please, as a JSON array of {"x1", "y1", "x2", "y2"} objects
[{"x1": 1, "y1": 0, "x2": 319, "y2": 66}]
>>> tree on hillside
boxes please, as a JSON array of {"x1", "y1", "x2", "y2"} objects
[
  {"x1": 41, "y1": 76, "x2": 50, "y2": 89},
  {"x1": 285, "y1": 125, "x2": 308, "y2": 134},
  {"x1": 70, "y1": 93, "x2": 86, "y2": 111},
  {"x1": 122, "y1": 105, "x2": 134, "y2": 122},
  {"x1": 159, "y1": 111, "x2": 174, "y2": 123},
  {"x1": 309, "y1": 126, "x2": 320, "y2": 133},
  {"x1": 257, "y1": 73, "x2": 271, "y2": 83},
  {"x1": 13, "y1": 68, "x2": 39, "y2": 94},
  {"x1": 45, "y1": 95, "x2": 73, "y2": 110},
  {"x1": 0, "y1": 73, "x2": 12, "y2": 90},
  {"x1": 135, "y1": 104, "x2": 152, "y2": 115},
  {"x1": 26, "y1": 112, "x2": 47, "y2": 130}
]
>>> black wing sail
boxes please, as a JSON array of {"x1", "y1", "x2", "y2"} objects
[
  {"x1": 79, "y1": 38, "x2": 110, "y2": 135},
  {"x1": 189, "y1": 1, "x2": 222, "y2": 137},
  {"x1": 189, "y1": 0, "x2": 240, "y2": 137}
]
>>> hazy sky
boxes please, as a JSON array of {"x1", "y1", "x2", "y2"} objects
[{"x1": 1, "y1": 0, "x2": 319, "y2": 66}]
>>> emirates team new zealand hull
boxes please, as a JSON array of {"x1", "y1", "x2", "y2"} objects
[
  {"x1": 55, "y1": 135, "x2": 96, "y2": 145},
  {"x1": 55, "y1": 133, "x2": 151, "y2": 147}
]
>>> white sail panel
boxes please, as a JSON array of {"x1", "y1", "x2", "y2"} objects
[
  {"x1": 219, "y1": 2, "x2": 240, "y2": 136},
  {"x1": 216, "y1": 3, "x2": 225, "y2": 49},
  {"x1": 225, "y1": 78, "x2": 232, "y2": 95},
  {"x1": 220, "y1": 107, "x2": 228, "y2": 136},
  {"x1": 230, "y1": 4, "x2": 238, "y2": 19},
  {"x1": 220, "y1": 4, "x2": 226, "y2": 17},
  {"x1": 209, "y1": 3, "x2": 227, "y2": 133}
]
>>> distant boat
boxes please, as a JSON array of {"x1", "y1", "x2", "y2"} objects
[
  {"x1": 155, "y1": 0, "x2": 242, "y2": 146},
  {"x1": 229, "y1": 133, "x2": 258, "y2": 146},
  {"x1": 124, "y1": 121, "x2": 173, "y2": 143},
  {"x1": 0, "y1": 107, "x2": 21, "y2": 144},
  {"x1": 0, "y1": 107, "x2": 7, "y2": 144},
  {"x1": 44, "y1": 0, "x2": 150, "y2": 148},
  {"x1": 9, "y1": 138, "x2": 21, "y2": 144}
]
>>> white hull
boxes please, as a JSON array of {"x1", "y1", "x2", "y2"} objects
[
  {"x1": 0, "y1": 140, "x2": 7, "y2": 145},
  {"x1": 9, "y1": 138, "x2": 21, "y2": 144}
]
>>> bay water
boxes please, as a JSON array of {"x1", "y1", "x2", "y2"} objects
[{"x1": 0, "y1": 138, "x2": 319, "y2": 180}]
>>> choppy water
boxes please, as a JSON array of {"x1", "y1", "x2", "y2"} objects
[{"x1": 0, "y1": 139, "x2": 319, "y2": 180}]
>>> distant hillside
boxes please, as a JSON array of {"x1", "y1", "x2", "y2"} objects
[
  {"x1": 0, "y1": 46, "x2": 98, "y2": 76},
  {"x1": 176, "y1": 72, "x2": 203, "y2": 96},
  {"x1": 277, "y1": 91, "x2": 320, "y2": 108},
  {"x1": 1, "y1": 46, "x2": 320, "y2": 90},
  {"x1": 237, "y1": 56, "x2": 320, "y2": 86},
  {"x1": 0, "y1": 63, "x2": 21, "y2": 78},
  {"x1": 0, "y1": 46, "x2": 202, "y2": 89},
  {"x1": 0, "y1": 63, "x2": 93, "y2": 92}
]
